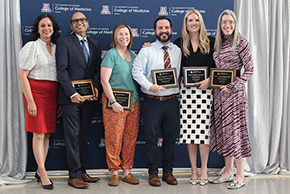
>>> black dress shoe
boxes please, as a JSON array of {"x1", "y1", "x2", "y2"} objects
[
  {"x1": 41, "y1": 182, "x2": 54, "y2": 190},
  {"x1": 34, "y1": 172, "x2": 40, "y2": 182},
  {"x1": 39, "y1": 177, "x2": 54, "y2": 190}
]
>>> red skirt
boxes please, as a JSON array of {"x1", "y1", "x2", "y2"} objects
[{"x1": 24, "y1": 78, "x2": 58, "y2": 133}]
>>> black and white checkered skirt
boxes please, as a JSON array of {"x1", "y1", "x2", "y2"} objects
[{"x1": 179, "y1": 85, "x2": 213, "y2": 144}]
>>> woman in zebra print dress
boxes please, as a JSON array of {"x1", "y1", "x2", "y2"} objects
[{"x1": 209, "y1": 10, "x2": 254, "y2": 189}]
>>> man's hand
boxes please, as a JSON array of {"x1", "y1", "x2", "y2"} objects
[
  {"x1": 71, "y1": 93, "x2": 85, "y2": 103},
  {"x1": 88, "y1": 88, "x2": 99, "y2": 101},
  {"x1": 149, "y1": 84, "x2": 166, "y2": 93}
]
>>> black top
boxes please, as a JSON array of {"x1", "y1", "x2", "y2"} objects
[{"x1": 173, "y1": 36, "x2": 216, "y2": 77}]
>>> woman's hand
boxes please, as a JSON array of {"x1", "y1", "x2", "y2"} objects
[
  {"x1": 196, "y1": 78, "x2": 210, "y2": 90},
  {"x1": 142, "y1": 42, "x2": 151, "y2": 48},
  {"x1": 28, "y1": 102, "x2": 37, "y2": 117},
  {"x1": 112, "y1": 102, "x2": 124, "y2": 112},
  {"x1": 220, "y1": 86, "x2": 231, "y2": 93}
]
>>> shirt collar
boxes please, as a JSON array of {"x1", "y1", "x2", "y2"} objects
[
  {"x1": 37, "y1": 38, "x2": 53, "y2": 46},
  {"x1": 75, "y1": 33, "x2": 88, "y2": 42},
  {"x1": 155, "y1": 40, "x2": 171, "y2": 50}
]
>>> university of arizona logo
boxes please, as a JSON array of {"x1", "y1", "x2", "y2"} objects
[
  {"x1": 41, "y1": 3, "x2": 52, "y2": 13},
  {"x1": 98, "y1": 138, "x2": 106, "y2": 147},
  {"x1": 157, "y1": 138, "x2": 163, "y2": 147},
  {"x1": 101, "y1": 50, "x2": 108, "y2": 59},
  {"x1": 158, "y1": 7, "x2": 168, "y2": 16},
  {"x1": 100, "y1": 5, "x2": 111, "y2": 15},
  {"x1": 131, "y1": 28, "x2": 139, "y2": 37}
]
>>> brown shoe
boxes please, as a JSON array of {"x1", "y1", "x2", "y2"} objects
[
  {"x1": 149, "y1": 174, "x2": 161, "y2": 186},
  {"x1": 81, "y1": 173, "x2": 100, "y2": 182},
  {"x1": 122, "y1": 173, "x2": 139, "y2": 185},
  {"x1": 68, "y1": 178, "x2": 89, "y2": 189},
  {"x1": 162, "y1": 172, "x2": 178, "y2": 185},
  {"x1": 108, "y1": 175, "x2": 119, "y2": 186}
]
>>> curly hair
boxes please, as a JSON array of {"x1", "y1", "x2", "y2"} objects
[{"x1": 31, "y1": 14, "x2": 60, "y2": 43}]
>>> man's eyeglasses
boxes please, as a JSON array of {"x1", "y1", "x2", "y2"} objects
[{"x1": 71, "y1": 18, "x2": 87, "y2": 24}]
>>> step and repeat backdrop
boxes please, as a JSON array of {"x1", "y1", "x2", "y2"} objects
[{"x1": 20, "y1": 0, "x2": 234, "y2": 172}]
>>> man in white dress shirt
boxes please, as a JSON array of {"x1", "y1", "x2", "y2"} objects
[{"x1": 132, "y1": 16, "x2": 181, "y2": 186}]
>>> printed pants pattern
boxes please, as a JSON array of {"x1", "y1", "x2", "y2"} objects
[{"x1": 102, "y1": 93, "x2": 140, "y2": 171}]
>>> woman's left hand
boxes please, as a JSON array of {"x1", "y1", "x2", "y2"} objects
[
  {"x1": 220, "y1": 86, "x2": 231, "y2": 93},
  {"x1": 196, "y1": 78, "x2": 210, "y2": 90}
]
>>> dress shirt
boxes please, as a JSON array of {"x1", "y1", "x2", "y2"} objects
[
  {"x1": 132, "y1": 40, "x2": 181, "y2": 96},
  {"x1": 70, "y1": 33, "x2": 90, "y2": 99}
]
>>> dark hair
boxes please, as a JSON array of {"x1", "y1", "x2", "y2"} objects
[
  {"x1": 31, "y1": 14, "x2": 60, "y2": 43},
  {"x1": 110, "y1": 23, "x2": 133, "y2": 49},
  {"x1": 154, "y1": 16, "x2": 172, "y2": 30}
]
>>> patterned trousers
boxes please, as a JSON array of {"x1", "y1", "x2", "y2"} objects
[{"x1": 102, "y1": 93, "x2": 140, "y2": 171}]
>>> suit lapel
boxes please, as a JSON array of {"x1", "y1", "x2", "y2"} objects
[
  {"x1": 87, "y1": 37, "x2": 94, "y2": 67},
  {"x1": 71, "y1": 33, "x2": 87, "y2": 66}
]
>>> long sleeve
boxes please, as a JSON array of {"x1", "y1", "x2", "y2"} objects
[{"x1": 227, "y1": 38, "x2": 254, "y2": 92}]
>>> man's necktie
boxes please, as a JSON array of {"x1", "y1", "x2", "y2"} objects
[
  {"x1": 81, "y1": 39, "x2": 89, "y2": 63},
  {"x1": 162, "y1": 46, "x2": 171, "y2": 69}
]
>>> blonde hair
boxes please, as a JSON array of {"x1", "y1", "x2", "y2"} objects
[
  {"x1": 214, "y1": 9, "x2": 240, "y2": 52},
  {"x1": 110, "y1": 23, "x2": 133, "y2": 49},
  {"x1": 181, "y1": 9, "x2": 210, "y2": 57}
]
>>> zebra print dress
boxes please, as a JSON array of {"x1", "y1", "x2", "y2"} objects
[{"x1": 210, "y1": 35, "x2": 253, "y2": 158}]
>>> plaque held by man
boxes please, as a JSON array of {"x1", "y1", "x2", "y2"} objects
[
  {"x1": 71, "y1": 79, "x2": 95, "y2": 100},
  {"x1": 151, "y1": 67, "x2": 179, "y2": 88}
]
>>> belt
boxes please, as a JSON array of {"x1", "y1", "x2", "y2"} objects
[
  {"x1": 144, "y1": 94, "x2": 176, "y2": 101},
  {"x1": 236, "y1": 69, "x2": 241, "y2": 77}
]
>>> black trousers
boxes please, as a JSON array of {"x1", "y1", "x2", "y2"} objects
[
  {"x1": 142, "y1": 96, "x2": 180, "y2": 175},
  {"x1": 62, "y1": 101, "x2": 94, "y2": 178}
]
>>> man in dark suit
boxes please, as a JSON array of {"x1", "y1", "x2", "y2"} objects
[{"x1": 56, "y1": 12, "x2": 101, "y2": 189}]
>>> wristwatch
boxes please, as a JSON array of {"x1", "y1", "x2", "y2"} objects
[{"x1": 109, "y1": 98, "x2": 117, "y2": 105}]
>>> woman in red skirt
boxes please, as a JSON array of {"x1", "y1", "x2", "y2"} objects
[{"x1": 19, "y1": 14, "x2": 60, "y2": 190}]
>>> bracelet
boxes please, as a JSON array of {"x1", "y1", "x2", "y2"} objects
[{"x1": 109, "y1": 98, "x2": 116, "y2": 105}]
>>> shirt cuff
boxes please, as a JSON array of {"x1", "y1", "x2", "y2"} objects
[{"x1": 70, "y1": 92, "x2": 78, "y2": 99}]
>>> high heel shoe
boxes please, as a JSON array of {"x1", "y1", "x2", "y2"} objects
[
  {"x1": 39, "y1": 177, "x2": 54, "y2": 190},
  {"x1": 34, "y1": 172, "x2": 40, "y2": 182}
]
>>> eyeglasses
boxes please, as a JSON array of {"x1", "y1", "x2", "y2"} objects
[
  {"x1": 221, "y1": 21, "x2": 235, "y2": 25},
  {"x1": 71, "y1": 18, "x2": 87, "y2": 24}
]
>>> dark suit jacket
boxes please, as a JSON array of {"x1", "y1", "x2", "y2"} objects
[{"x1": 56, "y1": 33, "x2": 101, "y2": 104}]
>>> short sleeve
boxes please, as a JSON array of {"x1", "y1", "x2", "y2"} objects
[
  {"x1": 100, "y1": 49, "x2": 116, "y2": 69},
  {"x1": 19, "y1": 41, "x2": 36, "y2": 70},
  {"x1": 130, "y1": 50, "x2": 137, "y2": 61}
]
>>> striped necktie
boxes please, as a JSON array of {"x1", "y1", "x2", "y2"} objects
[
  {"x1": 162, "y1": 46, "x2": 171, "y2": 69},
  {"x1": 81, "y1": 39, "x2": 89, "y2": 63}
]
